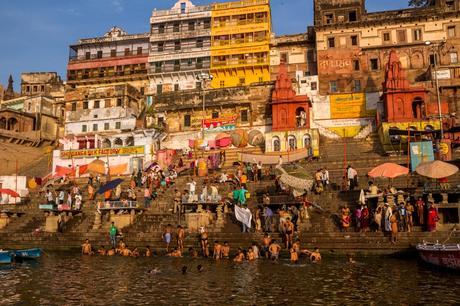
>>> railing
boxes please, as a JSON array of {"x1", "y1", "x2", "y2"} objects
[
  {"x1": 212, "y1": 0, "x2": 268, "y2": 10},
  {"x1": 212, "y1": 58, "x2": 268, "y2": 67},
  {"x1": 97, "y1": 201, "x2": 140, "y2": 210},
  {"x1": 213, "y1": 19, "x2": 269, "y2": 29},
  {"x1": 152, "y1": 5, "x2": 212, "y2": 17},
  {"x1": 69, "y1": 50, "x2": 148, "y2": 62},
  {"x1": 67, "y1": 69, "x2": 147, "y2": 81},
  {"x1": 148, "y1": 63, "x2": 210, "y2": 74}
]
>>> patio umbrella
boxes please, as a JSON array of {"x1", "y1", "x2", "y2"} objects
[
  {"x1": 368, "y1": 163, "x2": 409, "y2": 179},
  {"x1": 0, "y1": 189, "x2": 20, "y2": 198},
  {"x1": 415, "y1": 160, "x2": 459, "y2": 179},
  {"x1": 97, "y1": 178, "x2": 124, "y2": 194},
  {"x1": 87, "y1": 159, "x2": 106, "y2": 175}
]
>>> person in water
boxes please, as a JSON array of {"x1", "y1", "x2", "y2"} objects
[
  {"x1": 247, "y1": 248, "x2": 255, "y2": 261},
  {"x1": 163, "y1": 224, "x2": 172, "y2": 252},
  {"x1": 81, "y1": 239, "x2": 93, "y2": 255},
  {"x1": 106, "y1": 248, "x2": 116, "y2": 256},
  {"x1": 131, "y1": 247, "x2": 140, "y2": 257},
  {"x1": 233, "y1": 248, "x2": 245, "y2": 263},
  {"x1": 200, "y1": 227, "x2": 209, "y2": 257},
  {"x1": 145, "y1": 246, "x2": 152, "y2": 257},
  {"x1": 97, "y1": 246, "x2": 106, "y2": 256},
  {"x1": 261, "y1": 233, "x2": 271, "y2": 259},
  {"x1": 221, "y1": 242, "x2": 230, "y2": 259},
  {"x1": 121, "y1": 246, "x2": 132, "y2": 257},
  {"x1": 290, "y1": 248, "x2": 299, "y2": 264},
  {"x1": 303, "y1": 247, "x2": 321, "y2": 262},
  {"x1": 168, "y1": 248, "x2": 182, "y2": 257},
  {"x1": 269, "y1": 240, "x2": 281, "y2": 261},
  {"x1": 188, "y1": 247, "x2": 199, "y2": 258}
]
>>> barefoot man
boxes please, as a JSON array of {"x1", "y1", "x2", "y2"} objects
[
  {"x1": 284, "y1": 218, "x2": 294, "y2": 249},
  {"x1": 221, "y1": 241, "x2": 230, "y2": 259},
  {"x1": 261, "y1": 233, "x2": 271, "y2": 259},
  {"x1": 177, "y1": 225, "x2": 185, "y2": 251},
  {"x1": 269, "y1": 240, "x2": 281, "y2": 261},
  {"x1": 163, "y1": 224, "x2": 172, "y2": 252},
  {"x1": 213, "y1": 241, "x2": 222, "y2": 259},
  {"x1": 81, "y1": 239, "x2": 92, "y2": 255}
]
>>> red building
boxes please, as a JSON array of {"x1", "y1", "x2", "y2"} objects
[
  {"x1": 382, "y1": 50, "x2": 448, "y2": 123},
  {"x1": 271, "y1": 63, "x2": 311, "y2": 131}
]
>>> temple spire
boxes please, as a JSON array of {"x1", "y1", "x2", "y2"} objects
[{"x1": 4, "y1": 74, "x2": 15, "y2": 101}]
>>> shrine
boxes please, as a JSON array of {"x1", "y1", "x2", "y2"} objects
[{"x1": 265, "y1": 63, "x2": 319, "y2": 155}]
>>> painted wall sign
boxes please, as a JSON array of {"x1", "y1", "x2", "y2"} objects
[{"x1": 61, "y1": 146, "x2": 145, "y2": 159}]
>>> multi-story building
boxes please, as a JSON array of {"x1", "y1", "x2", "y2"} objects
[
  {"x1": 313, "y1": 0, "x2": 460, "y2": 136},
  {"x1": 148, "y1": 0, "x2": 212, "y2": 95},
  {"x1": 21, "y1": 72, "x2": 64, "y2": 98},
  {"x1": 67, "y1": 26, "x2": 150, "y2": 94},
  {"x1": 210, "y1": 0, "x2": 271, "y2": 88}
]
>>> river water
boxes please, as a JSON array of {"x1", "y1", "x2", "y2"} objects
[{"x1": 0, "y1": 253, "x2": 459, "y2": 305}]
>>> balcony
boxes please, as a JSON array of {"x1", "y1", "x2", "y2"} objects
[
  {"x1": 67, "y1": 68, "x2": 147, "y2": 83},
  {"x1": 212, "y1": 0, "x2": 269, "y2": 11},
  {"x1": 150, "y1": 28, "x2": 210, "y2": 42},
  {"x1": 151, "y1": 5, "x2": 212, "y2": 18},
  {"x1": 69, "y1": 49, "x2": 149, "y2": 62},
  {"x1": 211, "y1": 58, "x2": 268, "y2": 69}
]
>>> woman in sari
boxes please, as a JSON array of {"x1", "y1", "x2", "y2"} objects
[
  {"x1": 427, "y1": 203, "x2": 439, "y2": 232},
  {"x1": 341, "y1": 204, "x2": 351, "y2": 232},
  {"x1": 360, "y1": 205, "x2": 370, "y2": 232}
]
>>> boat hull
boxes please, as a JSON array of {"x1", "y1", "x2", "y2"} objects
[
  {"x1": 14, "y1": 248, "x2": 41, "y2": 259},
  {"x1": 0, "y1": 251, "x2": 12, "y2": 264},
  {"x1": 416, "y1": 243, "x2": 460, "y2": 270}
]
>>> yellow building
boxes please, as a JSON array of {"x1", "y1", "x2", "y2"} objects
[{"x1": 210, "y1": 0, "x2": 271, "y2": 88}]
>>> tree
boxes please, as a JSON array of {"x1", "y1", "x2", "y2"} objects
[{"x1": 408, "y1": 0, "x2": 435, "y2": 7}]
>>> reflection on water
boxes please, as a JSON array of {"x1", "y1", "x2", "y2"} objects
[{"x1": 0, "y1": 253, "x2": 459, "y2": 305}]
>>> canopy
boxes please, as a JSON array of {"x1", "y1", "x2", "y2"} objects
[
  {"x1": 277, "y1": 166, "x2": 313, "y2": 197},
  {"x1": 87, "y1": 159, "x2": 106, "y2": 175},
  {"x1": 97, "y1": 178, "x2": 124, "y2": 194},
  {"x1": 241, "y1": 149, "x2": 310, "y2": 165},
  {"x1": 415, "y1": 160, "x2": 459, "y2": 179},
  {"x1": 0, "y1": 189, "x2": 20, "y2": 198},
  {"x1": 368, "y1": 163, "x2": 409, "y2": 179}
]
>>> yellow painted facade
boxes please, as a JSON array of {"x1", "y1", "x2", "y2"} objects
[
  {"x1": 210, "y1": 0, "x2": 271, "y2": 88},
  {"x1": 379, "y1": 121, "x2": 441, "y2": 152}
]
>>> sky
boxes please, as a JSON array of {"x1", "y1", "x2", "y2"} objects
[{"x1": 0, "y1": 0, "x2": 412, "y2": 91}]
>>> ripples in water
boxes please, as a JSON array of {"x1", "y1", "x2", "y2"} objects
[{"x1": 0, "y1": 253, "x2": 459, "y2": 305}]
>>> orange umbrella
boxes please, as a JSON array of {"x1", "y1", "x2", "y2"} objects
[
  {"x1": 87, "y1": 159, "x2": 106, "y2": 174},
  {"x1": 368, "y1": 163, "x2": 409, "y2": 179}
]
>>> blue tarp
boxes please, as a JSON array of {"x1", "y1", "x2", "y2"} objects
[{"x1": 97, "y1": 178, "x2": 124, "y2": 194}]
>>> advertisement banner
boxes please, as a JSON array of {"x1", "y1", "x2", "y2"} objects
[
  {"x1": 410, "y1": 141, "x2": 434, "y2": 171},
  {"x1": 61, "y1": 146, "x2": 144, "y2": 159},
  {"x1": 330, "y1": 93, "x2": 374, "y2": 119},
  {"x1": 203, "y1": 114, "x2": 238, "y2": 132}
]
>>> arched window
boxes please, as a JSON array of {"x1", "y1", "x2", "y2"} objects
[
  {"x1": 389, "y1": 126, "x2": 401, "y2": 144},
  {"x1": 0, "y1": 117, "x2": 6, "y2": 129},
  {"x1": 114, "y1": 138, "x2": 123, "y2": 147},
  {"x1": 102, "y1": 139, "x2": 111, "y2": 148},
  {"x1": 125, "y1": 136, "x2": 134, "y2": 147},
  {"x1": 412, "y1": 97, "x2": 424, "y2": 119},
  {"x1": 288, "y1": 135, "x2": 297, "y2": 151},
  {"x1": 7, "y1": 118, "x2": 18, "y2": 131},
  {"x1": 273, "y1": 136, "x2": 281, "y2": 152},
  {"x1": 296, "y1": 107, "x2": 307, "y2": 127},
  {"x1": 303, "y1": 134, "x2": 312, "y2": 156}
]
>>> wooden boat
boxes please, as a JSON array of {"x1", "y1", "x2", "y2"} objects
[
  {"x1": 416, "y1": 242, "x2": 460, "y2": 270},
  {"x1": 0, "y1": 251, "x2": 12, "y2": 264},
  {"x1": 13, "y1": 248, "x2": 41, "y2": 259}
]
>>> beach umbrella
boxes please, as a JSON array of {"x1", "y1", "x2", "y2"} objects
[
  {"x1": 0, "y1": 189, "x2": 20, "y2": 198},
  {"x1": 87, "y1": 159, "x2": 106, "y2": 175},
  {"x1": 97, "y1": 178, "x2": 124, "y2": 194},
  {"x1": 248, "y1": 130, "x2": 265, "y2": 147},
  {"x1": 368, "y1": 163, "x2": 409, "y2": 179},
  {"x1": 415, "y1": 160, "x2": 459, "y2": 179}
]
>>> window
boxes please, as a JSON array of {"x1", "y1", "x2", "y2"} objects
[
  {"x1": 157, "y1": 84, "x2": 163, "y2": 94},
  {"x1": 383, "y1": 32, "x2": 391, "y2": 43},
  {"x1": 354, "y1": 80, "x2": 361, "y2": 92},
  {"x1": 196, "y1": 58, "x2": 203, "y2": 69},
  {"x1": 329, "y1": 81, "x2": 338, "y2": 93},
  {"x1": 124, "y1": 48, "x2": 131, "y2": 56},
  {"x1": 33, "y1": 85, "x2": 37, "y2": 92},
  {"x1": 328, "y1": 37, "x2": 335, "y2": 48},
  {"x1": 93, "y1": 124, "x2": 98, "y2": 132},
  {"x1": 71, "y1": 102, "x2": 77, "y2": 111},
  {"x1": 116, "y1": 98, "x2": 123, "y2": 107},
  {"x1": 204, "y1": 20, "x2": 210, "y2": 29},
  {"x1": 413, "y1": 28, "x2": 422, "y2": 41},
  {"x1": 311, "y1": 82, "x2": 317, "y2": 90},
  {"x1": 26, "y1": 86, "x2": 30, "y2": 92},
  {"x1": 446, "y1": 0, "x2": 455, "y2": 10},
  {"x1": 137, "y1": 47, "x2": 143, "y2": 55},
  {"x1": 187, "y1": 59, "x2": 193, "y2": 66},
  {"x1": 155, "y1": 62, "x2": 163, "y2": 73},
  {"x1": 174, "y1": 60, "x2": 180, "y2": 71},
  {"x1": 83, "y1": 101, "x2": 89, "y2": 109},
  {"x1": 115, "y1": 122, "x2": 121, "y2": 129},
  {"x1": 40, "y1": 85, "x2": 45, "y2": 92},
  {"x1": 397, "y1": 30, "x2": 406, "y2": 43},
  {"x1": 259, "y1": 77, "x2": 263, "y2": 83},
  {"x1": 429, "y1": 54, "x2": 437, "y2": 65},
  {"x1": 325, "y1": 13, "x2": 334, "y2": 24},
  {"x1": 173, "y1": 23, "x2": 180, "y2": 32},
  {"x1": 174, "y1": 41, "x2": 181, "y2": 51},
  {"x1": 351, "y1": 35, "x2": 358, "y2": 46},
  {"x1": 159, "y1": 24, "x2": 165, "y2": 34},
  {"x1": 370, "y1": 58, "x2": 379, "y2": 70},
  {"x1": 111, "y1": 49, "x2": 116, "y2": 57},
  {"x1": 184, "y1": 114, "x2": 191, "y2": 127},
  {"x1": 241, "y1": 109, "x2": 249, "y2": 122},
  {"x1": 219, "y1": 80, "x2": 225, "y2": 87},
  {"x1": 349, "y1": 11, "x2": 357, "y2": 22},
  {"x1": 196, "y1": 81, "x2": 202, "y2": 90},
  {"x1": 353, "y1": 59, "x2": 360, "y2": 71},
  {"x1": 180, "y1": 2, "x2": 186, "y2": 14},
  {"x1": 448, "y1": 26, "x2": 456, "y2": 38},
  {"x1": 451, "y1": 52, "x2": 458, "y2": 64},
  {"x1": 280, "y1": 53, "x2": 288, "y2": 64},
  {"x1": 94, "y1": 100, "x2": 100, "y2": 109},
  {"x1": 239, "y1": 78, "x2": 245, "y2": 85},
  {"x1": 85, "y1": 52, "x2": 91, "y2": 60},
  {"x1": 82, "y1": 125, "x2": 87, "y2": 133},
  {"x1": 188, "y1": 22, "x2": 195, "y2": 31},
  {"x1": 174, "y1": 84, "x2": 179, "y2": 91},
  {"x1": 104, "y1": 123, "x2": 110, "y2": 130},
  {"x1": 196, "y1": 39, "x2": 203, "y2": 48},
  {"x1": 97, "y1": 50, "x2": 102, "y2": 59},
  {"x1": 212, "y1": 112, "x2": 219, "y2": 119}
]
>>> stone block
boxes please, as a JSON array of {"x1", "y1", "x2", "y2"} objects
[
  {"x1": 185, "y1": 213, "x2": 212, "y2": 233},
  {"x1": 0, "y1": 214, "x2": 10, "y2": 230},
  {"x1": 45, "y1": 215, "x2": 60, "y2": 233},
  {"x1": 111, "y1": 214, "x2": 133, "y2": 229}
]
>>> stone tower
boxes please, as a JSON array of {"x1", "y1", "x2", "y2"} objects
[{"x1": 4, "y1": 75, "x2": 15, "y2": 101}]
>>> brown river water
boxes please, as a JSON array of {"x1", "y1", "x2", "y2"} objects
[{"x1": 0, "y1": 253, "x2": 459, "y2": 305}]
